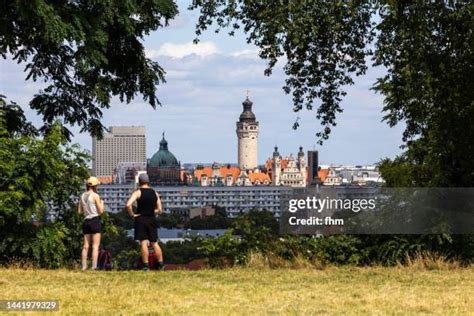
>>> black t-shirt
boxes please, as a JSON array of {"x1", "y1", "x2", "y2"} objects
[{"x1": 136, "y1": 188, "x2": 157, "y2": 217}]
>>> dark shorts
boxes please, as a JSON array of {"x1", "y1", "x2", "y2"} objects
[
  {"x1": 83, "y1": 217, "x2": 102, "y2": 235},
  {"x1": 134, "y1": 216, "x2": 158, "y2": 242}
]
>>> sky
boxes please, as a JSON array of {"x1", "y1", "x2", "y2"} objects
[{"x1": 0, "y1": 1, "x2": 404, "y2": 166}]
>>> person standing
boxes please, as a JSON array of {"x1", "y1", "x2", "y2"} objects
[
  {"x1": 126, "y1": 173, "x2": 164, "y2": 271},
  {"x1": 77, "y1": 176, "x2": 105, "y2": 270}
]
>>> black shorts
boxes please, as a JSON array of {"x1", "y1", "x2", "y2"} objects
[
  {"x1": 83, "y1": 217, "x2": 102, "y2": 235},
  {"x1": 134, "y1": 216, "x2": 158, "y2": 242}
]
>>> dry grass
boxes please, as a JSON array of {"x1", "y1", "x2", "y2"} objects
[
  {"x1": 402, "y1": 251, "x2": 462, "y2": 270},
  {"x1": 245, "y1": 251, "x2": 324, "y2": 269},
  {"x1": 1, "y1": 266, "x2": 473, "y2": 315}
]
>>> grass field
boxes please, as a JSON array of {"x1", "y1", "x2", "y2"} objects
[{"x1": 0, "y1": 267, "x2": 473, "y2": 315}]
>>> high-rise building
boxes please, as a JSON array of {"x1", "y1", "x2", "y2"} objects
[
  {"x1": 236, "y1": 97, "x2": 259, "y2": 170},
  {"x1": 92, "y1": 126, "x2": 146, "y2": 177},
  {"x1": 307, "y1": 150, "x2": 319, "y2": 185}
]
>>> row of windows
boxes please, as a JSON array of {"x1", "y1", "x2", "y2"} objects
[{"x1": 96, "y1": 145, "x2": 145, "y2": 149}]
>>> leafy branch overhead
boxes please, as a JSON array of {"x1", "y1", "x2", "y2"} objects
[
  {"x1": 1, "y1": 0, "x2": 178, "y2": 138},
  {"x1": 190, "y1": 0, "x2": 376, "y2": 143},
  {"x1": 2, "y1": 1, "x2": 472, "y2": 152},
  {"x1": 190, "y1": 1, "x2": 472, "y2": 149}
]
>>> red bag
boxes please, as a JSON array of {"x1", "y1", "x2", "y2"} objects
[{"x1": 148, "y1": 250, "x2": 156, "y2": 270}]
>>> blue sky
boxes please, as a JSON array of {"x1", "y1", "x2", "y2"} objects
[{"x1": 0, "y1": 1, "x2": 404, "y2": 165}]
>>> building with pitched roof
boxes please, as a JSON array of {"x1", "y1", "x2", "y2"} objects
[
  {"x1": 265, "y1": 146, "x2": 307, "y2": 187},
  {"x1": 192, "y1": 163, "x2": 270, "y2": 186}
]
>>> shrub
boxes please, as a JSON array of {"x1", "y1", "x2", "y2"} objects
[{"x1": 161, "y1": 238, "x2": 206, "y2": 264}]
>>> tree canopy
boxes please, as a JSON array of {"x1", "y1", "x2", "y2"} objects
[
  {"x1": 2, "y1": 1, "x2": 473, "y2": 267},
  {"x1": 0, "y1": 96, "x2": 89, "y2": 267},
  {"x1": 190, "y1": 1, "x2": 473, "y2": 186},
  {"x1": 373, "y1": 2, "x2": 474, "y2": 186},
  {"x1": 191, "y1": 0, "x2": 375, "y2": 142},
  {"x1": 1, "y1": 0, "x2": 178, "y2": 138}
]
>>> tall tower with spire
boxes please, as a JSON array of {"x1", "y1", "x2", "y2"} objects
[
  {"x1": 236, "y1": 96, "x2": 259, "y2": 170},
  {"x1": 272, "y1": 146, "x2": 281, "y2": 185}
]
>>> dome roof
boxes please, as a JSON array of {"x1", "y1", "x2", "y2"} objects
[
  {"x1": 239, "y1": 97, "x2": 256, "y2": 122},
  {"x1": 148, "y1": 133, "x2": 179, "y2": 168}
]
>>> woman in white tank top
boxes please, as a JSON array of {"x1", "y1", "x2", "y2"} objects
[{"x1": 78, "y1": 177, "x2": 104, "y2": 270}]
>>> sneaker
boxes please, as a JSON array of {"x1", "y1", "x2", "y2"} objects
[{"x1": 154, "y1": 262, "x2": 165, "y2": 271}]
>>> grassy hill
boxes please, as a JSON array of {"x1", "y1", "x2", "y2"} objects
[{"x1": 0, "y1": 267, "x2": 473, "y2": 315}]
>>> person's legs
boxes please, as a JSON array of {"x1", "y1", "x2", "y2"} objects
[
  {"x1": 140, "y1": 240, "x2": 150, "y2": 270},
  {"x1": 91, "y1": 233, "x2": 101, "y2": 270},
  {"x1": 146, "y1": 217, "x2": 163, "y2": 270},
  {"x1": 151, "y1": 242, "x2": 163, "y2": 262},
  {"x1": 81, "y1": 234, "x2": 91, "y2": 270},
  {"x1": 151, "y1": 242, "x2": 165, "y2": 270}
]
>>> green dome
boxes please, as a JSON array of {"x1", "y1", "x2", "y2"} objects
[{"x1": 149, "y1": 133, "x2": 179, "y2": 168}]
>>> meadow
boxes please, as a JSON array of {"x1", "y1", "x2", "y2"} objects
[{"x1": 1, "y1": 266, "x2": 473, "y2": 315}]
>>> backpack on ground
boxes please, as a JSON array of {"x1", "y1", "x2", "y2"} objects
[
  {"x1": 148, "y1": 249, "x2": 157, "y2": 270},
  {"x1": 98, "y1": 249, "x2": 113, "y2": 271}
]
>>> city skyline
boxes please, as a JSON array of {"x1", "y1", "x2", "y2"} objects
[{"x1": 0, "y1": 0, "x2": 404, "y2": 166}]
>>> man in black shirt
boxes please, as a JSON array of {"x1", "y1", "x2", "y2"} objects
[{"x1": 126, "y1": 173, "x2": 164, "y2": 271}]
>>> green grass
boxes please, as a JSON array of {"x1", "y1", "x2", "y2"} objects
[{"x1": 0, "y1": 267, "x2": 473, "y2": 315}]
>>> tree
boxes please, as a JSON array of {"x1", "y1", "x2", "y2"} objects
[
  {"x1": 190, "y1": 1, "x2": 473, "y2": 262},
  {"x1": 1, "y1": 0, "x2": 178, "y2": 138},
  {"x1": 184, "y1": 205, "x2": 232, "y2": 229},
  {"x1": 232, "y1": 209, "x2": 279, "y2": 251},
  {"x1": 0, "y1": 96, "x2": 97, "y2": 267},
  {"x1": 190, "y1": 1, "x2": 375, "y2": 143},
  {"x1": 156, "y1": 212, "x2": 184, "y2": 229},
  {"x1": 373, "y1": 2, "x2": 474, "y2": 187},
  {"x1": 190, "y1": 1, "x2": 473, "y2": 163}
]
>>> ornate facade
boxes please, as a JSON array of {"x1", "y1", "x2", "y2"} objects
[{"x1": 266, "y1": 146, "x2": 307, "y2": 187}]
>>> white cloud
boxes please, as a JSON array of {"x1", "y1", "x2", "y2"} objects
[
  {"x1": 1, "y1": 40, "x2": 403, "y2": 165},
  {"x1": 230, "y1": 48, "x2": 260, "y2": 59},
  {"x1": 146, "y1": 41, "x2": 220, "y2": 59}
]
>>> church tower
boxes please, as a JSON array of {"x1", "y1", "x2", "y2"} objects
[
  {"x1": 297, "y1": 146, "x2": 307, "y2": 186},
  {"x1": 236, "y1": 97, "x2": 259, "y2": 170},
  {"x1": 272, "y1": 146, "x2": 281, "y2": 185}
]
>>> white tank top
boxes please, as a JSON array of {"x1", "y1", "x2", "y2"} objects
[{"x1": 81, "y1": 192, "x2": 99, "y2": 219}]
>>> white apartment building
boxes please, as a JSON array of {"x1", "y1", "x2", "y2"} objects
[
  {"x1": 92, "y1": 126, "x2": 146, "y2": 177},
  {"x1": 98, "y1": 184, "x2": 294, "y2": 218}
]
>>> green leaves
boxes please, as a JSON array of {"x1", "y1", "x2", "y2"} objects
[
  {"x1": 191, "y1": 0, "x2": 473, "y2": 166},
  {"x1": 0, "y1": 99, "x2": 91, "y2": 267},
  {"x1": 1, "y1": 0, "x2": 178, "y2": 138},
  {"x1": 374, "y1": 1, "x2": 474, "y2": 187},
  {"x1": 190, "y1": 0, "x2": 375, "y2": 143}
]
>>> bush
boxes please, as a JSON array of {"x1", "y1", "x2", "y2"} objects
[
  {"x1": 273, "y1": 235, "x2": 369, "y2": 265},
  {"x1": 199, "y1": 230, "x2": 244, "y2": 267},
  {"x1": 0, "y1": 106, "x2": 94, "y2": 268},
  {"x1": 184, "y1": 214, "x2": 232, "y2": 230},
  {"x1": 196, "y1": 212, "x2": 474, "y2": 267},
  {"x1": 161, "y1": 238, "x2": 206, "y2": 264}
]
